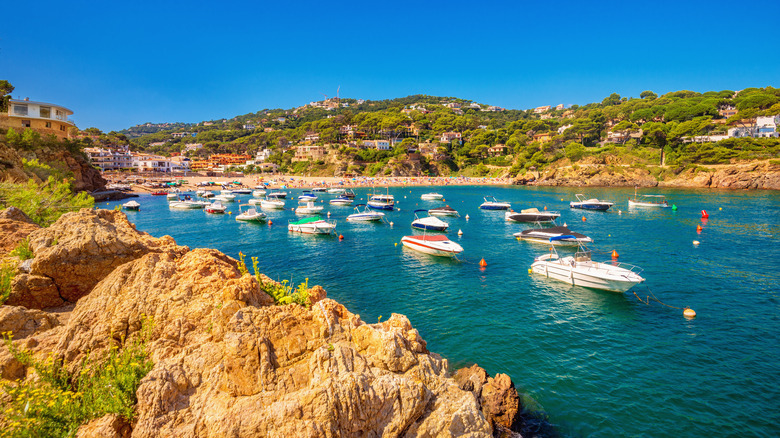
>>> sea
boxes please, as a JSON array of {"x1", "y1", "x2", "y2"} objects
[{"x1": 102, "y1": 185, "x2": 780, "y2": 437}]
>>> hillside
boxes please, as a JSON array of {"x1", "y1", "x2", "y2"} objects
[{"x1": 124, "y1": 88, "x2": 780, "y2": 182}]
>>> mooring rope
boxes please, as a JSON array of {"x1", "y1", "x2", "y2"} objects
[{"x1": 632, "y1": 285, "x2": 684, "y2": 310}]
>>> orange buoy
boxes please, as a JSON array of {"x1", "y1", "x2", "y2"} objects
[
  {"x1": 543, "y1": 206, "x2": 547, "y2": 210},
  {"x1": 268, "y1": 220, "x2": 273, "y2": 225},
  {"x1": 582, "y1": 216, "x2": 587, "y2": 222},
  {"x1": 339, "y1": 234, "x2": 344, "y2": 240},
  {"x1": 683, "y1": 308, "x2": 697, "y2": 318},
  {"x1": 701, "y1": 210, "x2": 709, "y2": 219},
  {"x1": 479, "y1": 258, "x2": 487, "y2": 267},
  {"x1": 611, "y1": 250, "x2": 619, "y2": 259},
  {"x1": 696, "y1": 225, "x2": 702, "y2": 233}
]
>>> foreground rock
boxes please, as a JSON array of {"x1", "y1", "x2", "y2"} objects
[
  {"x1": 0, "y1": 207, "x2": 40, "y2": 254},
  {"x1": 9, "y1": 209, "x2": 187, "y2": 307}
]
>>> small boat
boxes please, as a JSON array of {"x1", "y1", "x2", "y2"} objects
[
  {"x1": 327, "y1": 187, "x2": 346, "y2": 194},
  {"x1": 429, "y1": 205, "x2": 459, "y2": 217},
  {"x1": 627, "y1": 187, "x2": 669, "y2": 208},
  {"x1": 401, "y1": 234, "x2": 463, "y2": 257},
  {"x1": 231, "y1": 189, "x2": 252, "y2": 194},
  {"x1": 530, "y1": 238, "x2": 645, "y2": 292},
  {"x1": 198, "y1": 190, "x2": 215, "y2": 198},
  {"x1": 288, "y1": 217, "x2": 336, "y2": 235},
  {"x1": 346, "y1": 204, "x2": 385, "y2": 222},
  {"x1": 122, "y1": 200, "x2": 140, "y2": 211},
  {"x1": 166, "y1": 191, "x2": 179, "y2": 200},
  {"x1": 421, "y1": 193, "x2": 444, "y2": 201},
  {"x1": 205, "y1": 201, "x2": 227, "y2": 214},
  {"x1": 214, "y1": 194, "x2": 236, "y2": 202},
  {"x1": 236, "y1": 204, "x2": 267, "y2": 222},
  {"x1": 514, "y1": 225, "x2": 593, "y2": 246},
  {"x1": 570, "y1": 194, "x2": 614, "y2": 211},
  {"x1": 267, "y1": 190, "x2": 287, "y2": 199},
  {"x1": 479, "y1": 196, "x2": 511, "y2": 210},
  {"x1": 505, "y1": 208, "x2": 560, "y2": 223},
  {"x1": 411, "y1": 210, "x2": 449, "y2": 231},
  {"x1": 342, "y1": 189, "x2": 356, "y2": 199},
  {"x1": 329, "y1": 195, "x2": 353, "y2": 206},
  {"x1": 260, "y1": 198, "x2": 285, "y2": 209},
  {"x1": 150, "y1": 191, "x2": 168, "y2": 196},
  {"x1": 252, "y1": 189, "x2": 266, "y2": 197},
  {"x1": 169, "y1": 198, "x2": 205, "y2": 210},
  {"x1": 367, "y1": 189, "x2": 395, "y2": 210},
  {"x1": 295, "y1": 201, "x2": 324, "y2": 215},
  {"x1": 311, "y1": 187, "x2": 328, "y2": 193},
  {"x1": 298, "y1": 191, "x2": 318, "y2": 202},
  {"x1": 247, "y1": 198, "x2": 263, "y2": 205}
]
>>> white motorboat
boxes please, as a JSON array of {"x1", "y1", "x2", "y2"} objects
[
  {"x1": 236, "y1": 204, "x2": 267, "y2": 222},
  {"x1": 298, "y1": 191, "x2": 318, "y2": 202},
  {"x1": 429, "y1": 205, "x2": 459, "y2": 217},
  {"x1": 479, "y1": 196, "x2": 511, "y2": 210},
  {"x1": 514, "y1": 225, "x2": 593, "y2": 246},
  {"x1": 505, "y1": 208, "x2": 560, "y2": 223},
  {"x1": 411, "y1": 210, "x2": 449, "y2": 231},
  {"x1": 247, "y1": 198, "x2": 263, "y2": 205},
  {"x1": 530, "y1": 237, "x2": 645, "y2": 292},
  {"x1": 122, "y1": 200, "x2": 140, "y2": 211},
  {"x1": 266, "y1": 190, "x2": 288, "y2": 199},
  {"x1": 421, "y1": 193, "x2": 444, "y2": 201},
  {"x1": 627, "y1": 187, "x2": 669, "y2": 208},
  {"x1": 295, "y1": 201, "x2": 324, "y2": 215},
  {"x1": 166, "y1": 191, "x2": 179, "y2": 200},
  {"x1": 231, "y1": 189, "x2": 252, "y2": 194},
  {"x1": 311, "y1": 187, "x2": 328, "y2": 193},
  {"x1": 329, "y1": 196, "x2": 353, "y2": 206},
  {"x1": 260, "y1": 198, "x2": 285, "y2": 209},
  {"x1": 327, "y1": 187, "x2": 346, "y2": 194},
  {"x1": 367, "y1": 188, "x2": 394, "y2": 210},
  {"x1": 346, "y1": 204, "x2": 385, "y2": 222},
  {"x1": 198, "y1": 190, "x2": 215, "y2": 198},
  {"x1": 570, "y1": 194, "x2": 614, "y2": 211},
  {"x1": 169, "y1": 200, "x2": 204, "y2": 210},
  {"x1": 214, "y1": 193, "x2": 236, "y2": 202},
  {"x1": 288, "y1": 217, "x2": 336, "y2": 235},
  {"x1": 252, "y1": 189, "x2": 266, "y2": 197},
  {"x1": 205, "y1": 201, "x2": 227, "y2": 214},
  {"x1": 401, "y1": 234, "x2": 463, "y2": 257}
]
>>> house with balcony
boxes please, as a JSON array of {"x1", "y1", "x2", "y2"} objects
[
  {"x1": 533, "y1": 132, "x2": 552, "y2": 143},
  {"x1": 293, "y1": 145, "x2": 327, "y2": 162},
  {"x1": 1, "y1": 98, "x2": 74, "y2": 141},
  {"x1": 440, "y1": 132, "x2": 462, "y2": 143},
  {"x1": 488, "y1": 144, "x2": 508, "y2": 156},
  {"x1": 533, "y1": 105, "x2": 551, "y2": 114},
  {"x1": 361, "y1": 140, "x2": 391, "y2": 150},
  {"x1": 84, "y1": 147, "x2": 134, "y2": 171}
]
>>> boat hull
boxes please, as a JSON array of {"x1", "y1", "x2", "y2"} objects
[
  {"x1": 570, "y1": 202, "x2": 612, "y2": 211},
  {"x1": 367, "y1": 202, "x2": 394, "y2": 210},
  {"x1": 480, "y1": 203, "x2": 511, "y2": 210},
  {"x1": 531, "y1": 258, "x2": 644, "y2": 292},
  {"x1": 401, "y1": 236, "x2": 463, "y2": 257},
  {"x1": 505, "y1": 212, "x2": 560, "y2": 222},
  {"x1": 288, "y1": 221, "x2": 336, "y2": 235},
  {"x1": 628, "y1": 200, "x2": 669, "y2": 208}
]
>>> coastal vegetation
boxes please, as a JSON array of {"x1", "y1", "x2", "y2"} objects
[
  {"x1": 238, "y1": 252, "x2": 311, "y2": 307},
  {"x1": 0, "y1": 177, "x2": 94, "y2": 227},
  {"x1": 0, "y1": 319, "x2": 154, "y2": 437},
  {"x1": 121, "y1": 88, "x2": 780, "y2": 179}
]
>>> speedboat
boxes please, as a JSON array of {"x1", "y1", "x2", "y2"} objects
[
  {"x1": 342, "y1": 189, "x2": 356, "y2": 199},
  {"x1": 329, "y1": 195, "x2": 353, "y2": 206},
  {"x1": 122, "y1": 200, "x2": 140, "y2": 211},
  {"x1": 288, "y1": 217, "x2": 336, "y2": 235},
  {"x1": 214, "y1": 194, "x2": 236, "y2": 203},
  {"x1": 514, "y1": 225, "x2": 593, "y2": 246},
  {"x1": 429, "y1": 205, "x2": 459, "y2": 217},
  {"x1": 298, "y1": 191, "x2": 318, "y2": 202},
  {"x1": 166, "y1": 191, "x2": 179, "y2": 200},
  {"x1": 421, "y1": 193, "x2": 444, "y2": 201},
  {"x1": 479, "y1": 196, "x2": 511, "y2": 210},
  {"x1": 411, "y1": 210, "x2": 449, "y2": 231},
  {"x1": 266, "y1": 190, "x2": 287, "y2": 199},
  {"x1": 570, "y1": 194, "x2": 614, "y2": 211},
  {"x1": 169, "y1": 199, "x2": 204, "y2": 210},
  {"x1": 205, "y1": 201, "x2": 227, "y2": 214},
  {"x1": 295, "y1": 201, "x2": 324, "y2": 215},
  {"x1": 311, "y1": 187, "x2": 328, "y2": 193},
  {"x1": 150, "y1": 191, "x2": 168, "y2": 196},
  {"x1": 198, "y1": 190, "x2": 215, "y2": 198},
  {"x1": 327, "y1": 187, "x2": 346, "y2": 194},
  {"x1": 505, "y1": 208, "x2": 560, "y2": 223},
  {"x1": 627, "y1": 187, "x2": 669, "y2": 208},
  {"x1": 401, "y1": 234, "x2": 463, "y2": 257},
  {"x1": 530, "y1": 238, "x2": 645, "y2": 292},
  {"x1": 367, "y1": 188, "x2": 394, "y2": 210},
  {"x1": 252, "y1": 189, "x2": 266, "y2": 197},
  {"x1": 236, "y1": 204, "x2": 267, "y2": 222},
  {"x1": 347, "y1": 204, "x2": 385, "y2": 222},
  {"x1": 260, "y1": 197, "x2": 286, "y2": 209},
  {"x1": 247, "y1": 198, "x2": 263, "y2": 205},
  {"x1": 231, "y1": 189, "x2": 252, "y2": 194}
]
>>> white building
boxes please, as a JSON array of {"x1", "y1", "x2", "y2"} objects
[
  {"x1": 756, "y1": 115, "x2": 779, "y2": 138},
  {"x1": 84, "y1": 147, "x2": 134, "y2": 171},
  {"x1": 362, "y1": 140, "x2": 391, "y2": 150},
  {"x1": 255, "y1": 149, "x2": 272, "y2": 162},
  {"x1": 184, "y1": 143, "x2": 203, "y2": 152},
  {"x1": 132, "y1": 154, "x2": 183, "y2": 172}
]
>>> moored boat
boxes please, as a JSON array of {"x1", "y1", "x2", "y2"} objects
[
  {"x1": 295, "y1": 201, "x2": 324, "y2": 215},
  {"x1": 260, "y1": 197, "x2": 285, "y2": 209},
  {"x1": 400, "y1": 234, "x2": 463, "y2": 257},
  {"x1": 411, "y1": 210, "x2": 449, "y2": 231},
  {"x1": 530, "y1": 237, "x2": 645, "y2": 292},
  {"x1": 505, "y1": 208, "x2": 560, "y2": 223},
  {"x1": 421, "y1": 193, "x2": 444, "y2": 201},
  {"x1": 514, "y1": 225, "x2": 593, "y2": 246},
  {"x1": 570, "y1": 194, "x2": 614, "y2": 211},
  {"x1": 327, "y1": 187, "x2": 346, "y2": 194},
  {"x1": 236, "y1": 204, "x2": 267, "y2": 222},
  {"x1": 122, "y1": 200, "x2": 140, "y2": 211},
  {"x1": 288, "y1": 217, "x2": 336, "y2": 235},
  {"x1": 329, "y1": 195, "x2": 353, "y2": 206},
  {"x1": 627, "y1": 187, "x2": 669, "y2": 208},
  {"x1": 346, "y1": 204, "x2": 385, "y2": 222},
  {"x1": 367, "y1": 190, "x2": 395, "y2": 210},
  {"x1": 479, "y1": 196, "x2": 511, "y2": 210},
  {"x1": 205, "y1": 200, "x2": 227, "y2": 214},
  {"x1": 252, "y1": 189, "x2": 266, "y2": 197},
  {"x1": 298, "y1": 191, "x2": 318, "y2": 202},
  {"x1": 429, "y1": 205, "x2": 459, "y2": 217},
  {"x1": 266, "y1": 190, "x2": 287, "y2": 199}
]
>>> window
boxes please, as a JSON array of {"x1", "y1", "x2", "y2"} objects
[
  {"x1": 40, "y1": 106, "x2": 51, "y2": 118},
  {"x1": 45, "y1": 121, "x2": 52, "y2": 128},
  {"x1": 60, "y1": 125, "x2": 66, "y2": 131},
  {"x1": 14, "y1": 105, "x2": 28, "y2": 116},
  {"x1": 21, "y1": 120, "x2": 31, "y2": 128}
]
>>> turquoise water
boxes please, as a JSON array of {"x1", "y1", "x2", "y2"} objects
[{"x1": 103, "y1": 186, "x2": 780, "y2": 437}]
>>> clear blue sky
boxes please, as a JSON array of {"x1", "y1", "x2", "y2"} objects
[{"x1": 3, "y1": 0, "x2": 778, "y2": 132}]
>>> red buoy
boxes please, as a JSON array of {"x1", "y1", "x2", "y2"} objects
[
  {"x1": 696, "y1": 225, "x2": 702, "y2": 233},
  {"x1": 701, "y1": 210, "x2": 709, "y2": 219},
  {"x1": 338, "y1": 234, "x2": 344, "y2": 240},
  {"x1": 268, "y1": 220, "x2": 273, "y2": 225},
  {"x1": 479, "y1": 258, "x2": 487, "y2": 267},
  {"x1": 582, "y1": 216, "x2": 587, "y2": 222},
  {"x1": 611, "y1": 250, "x2": 619, "y2": 259}
]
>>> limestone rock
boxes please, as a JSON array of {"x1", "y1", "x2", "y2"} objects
[
  {"x1": 75, "y1": 414, "x2": 131, "y2": 438},
  {"x1": 25, "y1": 209, "x2": 187, "y2": 303},
  {"x1": 455, "y1": 364, "x2": 522, "y2": 432},
  {"x1": 48, "y1": 248, "x2": 495, "y2": 437},
  {"x1": 0, "y1": 207, "x2": 40, "y2": 254},
  {"x1": 6, "y1": 274, "x2": 64, "y2": 309},
  {"x1": 0, "y1": 305, "x2": 63, "y2": 340}
]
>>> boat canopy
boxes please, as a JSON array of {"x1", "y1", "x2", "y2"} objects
[
  {"x1": 290, "y1": 216, "x2": 322, "y2": 225},
  {"x1": 521, "y1": 208, "x2": 540, "y2": 213}
]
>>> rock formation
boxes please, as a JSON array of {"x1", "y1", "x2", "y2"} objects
[
  {"x1": 0, "y1": 207, "x2": 40, "y2": 254},
  {"x1": 0, "y1": 210, "x2": 533, "y2": 437}
]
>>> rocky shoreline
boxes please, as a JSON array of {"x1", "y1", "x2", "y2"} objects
[{"x1": 0, "y1": 208, "x2": 542, "y2": 437}]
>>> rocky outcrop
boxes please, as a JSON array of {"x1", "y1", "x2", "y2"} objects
[
  {"x1": 534, "y1": 164, "x2": 658, "y2": 187},
  {"x1": 660, "y1": 161, "x2": 780, "y2": 190},
  {"x1": 0, "y1": 207, "x2": 40, "y2": 254},
  {"x1": 0, "y1": 305, "x2": 66, "y2": 380},
  {"x1": 0, "y1": 141, "x2": 106, "y2": 192},
  {"x1": 455, "y1": 365, "x2": 522, "y2": 433},
  {"x1": 10, "y1": 209, "x2": 187, "y2": 308}
]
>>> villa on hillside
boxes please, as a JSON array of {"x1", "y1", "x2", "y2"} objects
[
  {"x1": 1, "y1": 97, "x2": 74, "y2": 141},
  {"x1": 440, "y1": 131, "x2": 462, "y2": 143},
  {"x1": 85, "y1": 147, "x2": 134, "y2": 171},
  {"x1": 488, "y1": 144, "x2": 508, "y2": 156},
  {"x1": 293, "y1": 145, "x2": 327, "y2": 162}
]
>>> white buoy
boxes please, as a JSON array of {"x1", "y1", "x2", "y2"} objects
[
  {"x1": 563, "y1": 222, "x2": 567, "y2": 227},
  {"x1": 618, "y1": 210, "x2": 622, "y2": 215},
  {"x1": 390, "y1": 221, "x2": 394, "y2": 227},
  {"x1": 693, "y1": 240, "x2": 700, "y2": 246},
  {"x1": 457, "y1": 229, "x2": 463, "y2": 235},
  {"x1": 327, "y1": 211, "x2": 331, "y2": 217},
  {"x1": 683, "y1": 308, "x2": 697, "y2": 318},
  {"x1": 465, "y1": 214, "x2": 470, "y2": 220}
]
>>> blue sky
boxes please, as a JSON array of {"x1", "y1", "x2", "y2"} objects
[{"x1": 3, "y1": 0, "x2": 778, "y2": 132}]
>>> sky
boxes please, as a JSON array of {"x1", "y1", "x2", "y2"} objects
[{"x1": 3, "y1": 0, "x2": 779, "y2": 132}]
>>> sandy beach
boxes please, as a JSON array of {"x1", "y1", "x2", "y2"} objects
[{"x1": 114, "y1": 174, "x2": 513, "y2": 193}]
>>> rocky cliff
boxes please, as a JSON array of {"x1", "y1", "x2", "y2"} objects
[
  {"x1": 0, "y1": 209, "x2": 534, "y2": 437},
  {"x1": 0, "y1": 141, "x2": 106, "y2": 192}
]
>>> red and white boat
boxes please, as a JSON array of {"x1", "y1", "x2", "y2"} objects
[
  {"x1": 400, "y1": 234, "x2": 463, "y2": 257},
  {"x1": 205, "y1": 201, "x2": 227, "y2": 214}
]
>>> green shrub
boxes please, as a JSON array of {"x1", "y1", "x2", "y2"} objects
[
  {"x1": 10, "y1": 238, "x2": 33, "y2": 261},
  {"x1": 0, "y1": 318, "x2": 154, "y2": 437},
  {"x1": 0, "y1": 176, "x2": 94, "y2": 227},
  {"x1": 0, "y1": 263, "x2": 14, "y2": 305},
  {"x1": 251, "y1": 256, "x2": 310, "y2": 307}
]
